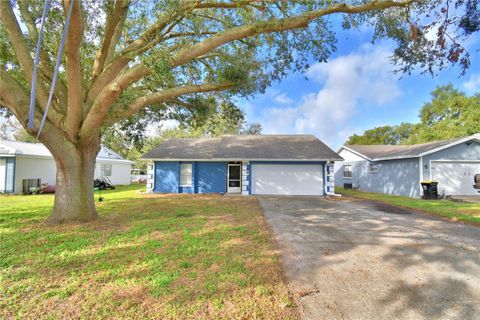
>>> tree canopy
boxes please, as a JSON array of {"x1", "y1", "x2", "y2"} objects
[
  {"x1": 346, "y1": 84, "x2": 480, "y2": 145},
  {"x1": 1, "y1": 0, "x2": 478, "y2": 145}
]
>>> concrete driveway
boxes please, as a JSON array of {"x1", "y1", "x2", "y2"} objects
[{"x1": 258, "y1": 196, "x2": 480, "y2": 320}]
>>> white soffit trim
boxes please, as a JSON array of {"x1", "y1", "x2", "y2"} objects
[
  {"x1": 418, "y1": 133, "x2": 480, "y2": 157},
  {"x1": 339, "y1": 146, "x2": 372, "y2": 161},
  {"x1": 12, "y1": 154, "x2": 134, "y2": 164},
  {"x1": 0, "y1": 143, "x2": 16, "y2": 155},
  {"x1": 340, "y1": 146, "x2": 420, "y2": 161}
]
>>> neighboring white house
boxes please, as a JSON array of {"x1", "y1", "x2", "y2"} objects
[
  {"x1": 0, "y1": 141, "x2": 133, "y2": 194},
  {"x1": 334, "y1": 133, "x2": 480, "y2": 198}
]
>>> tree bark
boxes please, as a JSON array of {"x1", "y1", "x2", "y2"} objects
[{"x1": 45, "y1": 138, "x2": 100, "y2": 224}]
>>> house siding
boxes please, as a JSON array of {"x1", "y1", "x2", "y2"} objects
[
  {"x1": 335, "y1": 150, "x2": 420, "y2": 198},
  {"x1": 422, "y1": 140, "x2": 480, "y2": 180},
  {"x1": 153, "y1": 161, "x2": 228, "y2": 194},
  {"x1": 7, "y1": 156, "x2": 132, "y2": 194},
  {"x1": 94, "y1": 161, "x2": 132, "y2": 185},
  {"x1": 14, "y1": 156, "x2": 56, "y2": 194},
  {"x1": 195, "y1": 162, "x2": 227, "y2": 194},
  {"x1": 154, "y1": 162, "x2": 180, "y2": 193}
]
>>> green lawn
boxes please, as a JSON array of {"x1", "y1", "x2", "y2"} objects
[
  {"x1": 0, "y1": 185, "x2": 297, "y2": 319},
  {"x1": 336, "y1": 187, "x2": 480, "y2": 225}
]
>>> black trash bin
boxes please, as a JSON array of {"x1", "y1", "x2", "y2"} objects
[
  {"x1": 421, "y1": 181, "x2": 438, "y2": 200},
  {"x1": 474, "y1": 174, "x2": 480, "y2": 191}
]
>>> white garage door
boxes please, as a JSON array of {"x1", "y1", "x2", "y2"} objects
[
  {"x1": 431, "y1": 161, "x2": 480, "y2": 196},
  {"x1": 251, "y1": 164, "x2": 324, "y2": 195}
]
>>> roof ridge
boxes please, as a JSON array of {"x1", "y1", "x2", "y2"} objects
[{"x1": 343, "y1": 133, "x2": 479, "y2": 160}]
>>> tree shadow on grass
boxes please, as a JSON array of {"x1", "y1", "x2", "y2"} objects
[{"x1": 1, "y1": 195, "x2": 297, "y2": 319}]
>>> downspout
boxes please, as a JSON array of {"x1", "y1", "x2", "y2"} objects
[
  {"x1": 323, "y1": 162, "x2": 328, "y2": 195},
  {"x1": 419, "y1": 156, "x2": 424, "y2": 198}
]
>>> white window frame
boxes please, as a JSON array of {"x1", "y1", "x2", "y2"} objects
[
  {"x1": 343, "y1": 165, "x2": 352, "y2": 178},
  {"x1": 100, "y1": 163, "x2": 112, "y2": 177},
  {"x1": 369, "y1": 163, "x2": 378, "y2": 173},
  {"x1": 180, "y1": 163, "x2": 193, "y2": 187}
]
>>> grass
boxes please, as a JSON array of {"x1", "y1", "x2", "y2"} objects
[
  {"x1": 0, "y1": 185, "x2": 297, "y2": 319},
  {"x1": 336, "y1": 187, "x2": 480, "y2": 225}
]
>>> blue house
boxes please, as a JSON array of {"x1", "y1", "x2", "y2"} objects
[
  {"x1": 334, "y1": 134, "x2": 480, "y2": 198},
  {"x1": 142, "y1": 135, "x2": 342, "y2": 196}
]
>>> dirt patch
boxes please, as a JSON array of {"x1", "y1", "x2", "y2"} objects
[{"x1": 367, "y1": 201, "x2": 413, "y2": 215}]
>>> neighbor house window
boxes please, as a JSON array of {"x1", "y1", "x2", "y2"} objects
[
  {"x1": 369, "y1": 163, "x2": 378, "y2": 173},
  {"x1": 100, "y1": 164, "x2": 112, "y2": 177},
  {"x1": 180, "y1": 163, "x2": 193, "y2": 187},
  {"x1": 343, "y1": 165, "x2": 352, "y2": 178}
]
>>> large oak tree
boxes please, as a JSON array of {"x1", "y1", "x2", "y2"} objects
[{"x1": 0, "y1": 0, "x2": 475, "y2": 223}]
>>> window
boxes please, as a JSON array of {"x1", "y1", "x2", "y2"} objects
[
  {"x1": 100, "y1": 164, "x2": 112, "y2": 177},
  {"x1": 343, "y1": 165, "x2": 352, "y2": 178},
  {"x1": 180, "y1": 163, "x2": 193, "y2": 187},
  {"x1": 369, "y1": 163, "x2": 378, "y2": 173}
]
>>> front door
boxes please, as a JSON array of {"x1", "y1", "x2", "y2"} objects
[{"x1": 227, "y1": 163, "x2": 241, "y2": 193}]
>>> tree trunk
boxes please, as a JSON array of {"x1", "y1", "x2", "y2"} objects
[{"x1": 45, "y1": 138, "x2": 100, "y2": 224}]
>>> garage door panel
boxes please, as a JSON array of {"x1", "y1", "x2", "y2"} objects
[
  {"x1": 432, "y1": 161, "x2": 480, "y2": 196},
  {"x1": 252, "y1": 164, "x2": 324, "y2": 195}
]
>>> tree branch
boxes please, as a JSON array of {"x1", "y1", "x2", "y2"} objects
[
  {"x1": 105, "y1": 1, "x2": 129, "y2": 67},
  {"x1": 80, "y1": 64, "x2": 150, "y2": 138},
  {"x1": 1, "y1": 67, "x2": 31, "y2": 125},
  {"x1": 92, "y1": 0, "x2": 130, "y2": 80},
  {"x1": 103, "y1": 81, "x2": 236, "y2": 127},
  {"x1": 64, "y1": 0, "x2": 85, "y2": 141},
  {"x1": 166, "y1": 98, "x2": 194, "y2": 109},
  {"x1": 0, "y1": 67, "x2": 65, "y2": 141},
  {"x1": 86, "y1": 3, "x2": 199, "y2": 103},
  {"x1": 172, "y1": 0, "x2": 419, "y2": 67}
]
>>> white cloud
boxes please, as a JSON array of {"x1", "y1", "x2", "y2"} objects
[
  {"x1": 463, "y1": 74, "x2": 480, "y2": 94},
  {"x1": 274, "y1": 93, "x2": 294, "y2": 105},
  {"x1": 253, "y1": 44, "x2": 402, "y2": 147}
]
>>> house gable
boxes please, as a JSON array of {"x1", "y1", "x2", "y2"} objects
[{"x1": 338, "y1": 148, "x2": 370, "y2": 162}]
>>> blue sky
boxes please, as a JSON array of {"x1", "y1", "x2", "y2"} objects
[{"x1": 238, "y1": 25, "x2": 480, "y2": 149}]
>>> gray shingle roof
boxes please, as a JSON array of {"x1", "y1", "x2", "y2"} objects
[
  {"x1": 142, "y1": 135, "x2": 342, "y2": 161},
  {"x1": 143, "y1": 138, "x2": 221, "y2": 160},
  {"x1": 344, "y1": 134, "x2": 480, "y2": 160}
]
